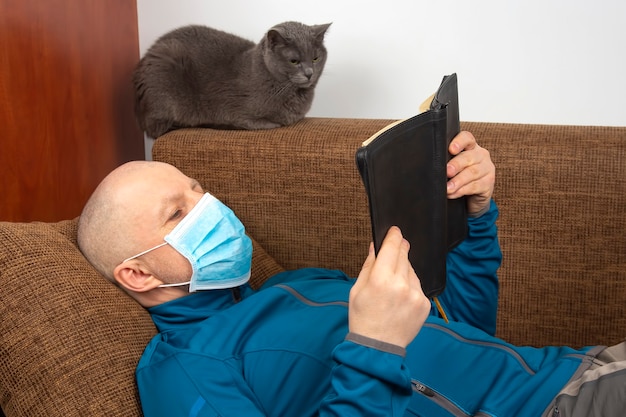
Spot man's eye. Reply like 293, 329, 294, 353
170, 210, 182, 220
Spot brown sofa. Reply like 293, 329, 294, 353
1, 118, 624, 416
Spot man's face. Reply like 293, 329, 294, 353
120, 162, 205, 284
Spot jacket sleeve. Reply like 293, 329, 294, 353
319, 338, 413, 416
433, 199, 502, 335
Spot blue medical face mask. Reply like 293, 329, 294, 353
123, 193, 253, 292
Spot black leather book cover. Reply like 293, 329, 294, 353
355, 73, 467, 298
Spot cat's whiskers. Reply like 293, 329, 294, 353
265, 81, 296, 104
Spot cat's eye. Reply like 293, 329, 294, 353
313, 57, 320, 63
290, 59, 300, 65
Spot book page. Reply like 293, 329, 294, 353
361, 92, 436, 147
418, 93, 435, 113
361, 119, 405, 146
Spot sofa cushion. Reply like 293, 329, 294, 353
0, 219, 283, 417
0, 218, 286, 416
0, 219, 155, 416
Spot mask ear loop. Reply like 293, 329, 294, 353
158, 281, 191, 288
122, 242, 169, 263
121, 242, 190, 288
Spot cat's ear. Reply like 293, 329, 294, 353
267, 29, 289, 49
313, 23, 332, 41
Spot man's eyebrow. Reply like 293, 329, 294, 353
190, 179, 202, 190
156, 188, 182, 226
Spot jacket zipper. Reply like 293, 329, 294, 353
411, 379, 472, 417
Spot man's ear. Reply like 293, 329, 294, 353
113, 260, 162, 293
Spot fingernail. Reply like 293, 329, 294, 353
447, 163, 455, 176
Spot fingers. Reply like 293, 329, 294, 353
356, 242, 376, 282
358, 226, 411, 285
448, 130, 477, 157
350, 226, 430, 348
446, 131, 480, 179
446, 146, 494, 197
446, 131, 496, 215
376, 226, 410, 273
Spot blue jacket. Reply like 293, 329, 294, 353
136, 201, 600, 416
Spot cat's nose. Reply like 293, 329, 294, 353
304, 68, 313, 80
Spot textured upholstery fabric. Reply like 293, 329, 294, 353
153, 118, 626, 348
0, 117, 624, 416
468, 122, 626, 347
0, 219, 282, 416
0, 219, 153, 417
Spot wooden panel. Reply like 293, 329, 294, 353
0, 0, 144, 222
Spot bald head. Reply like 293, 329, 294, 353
77, 161, 188, 281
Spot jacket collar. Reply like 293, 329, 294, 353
148, 284, 254, 332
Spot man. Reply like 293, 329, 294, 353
77, 132, 624, 416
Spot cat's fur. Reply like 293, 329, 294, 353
133, 21, 331, 137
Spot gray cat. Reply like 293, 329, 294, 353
133, 21, 331, 138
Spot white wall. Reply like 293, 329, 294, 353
137, 0, 626, 126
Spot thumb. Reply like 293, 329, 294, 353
357, 242, 376, 282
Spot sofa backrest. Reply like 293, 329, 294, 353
153, 118, 626, 349
470, 122, 626, 346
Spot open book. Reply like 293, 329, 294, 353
355, 73, 467, 298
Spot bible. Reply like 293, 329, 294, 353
355, 73, 467, 298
